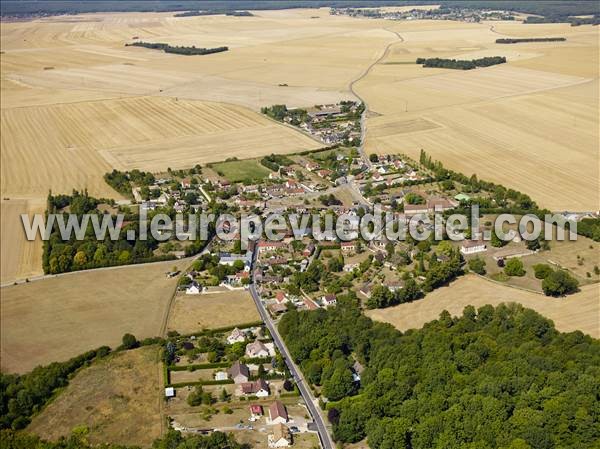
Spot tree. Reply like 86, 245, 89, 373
468, 257, 486, 275
504, 258, 525, 277
369, 153, 379, 163
322, 367, 355, 401
533, 264, 553, 279
283, 379, 294, 391
121, 333, 138, 349
491, 231, 506, 248
73, 251, 87, 267
542, 270, 579, 297
526, 237, 541, 251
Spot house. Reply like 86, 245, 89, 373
269, 400, 289, 424
180, 177, 192, 189
250, 404, 264, 418
302, 243, 315, 257
427, 197, 456, 213
229, 361, 250, 384
460, 240, 487, 255
186, 281, 202, 295
317, 169, 333, 179
165, 387, 175, 398
322, 294, 337, 307
268, 423, 292, 448
214, 371, 229, 381
372, 172, 383, 182
268, 303, 288, 315
404, 204, 429, 217
246, 340, 270, 358
285, 179, 298, 189
227, 327, 246, 344
257, 241, 286, 254
454, 193, 471, 203
340, 241, 356, 253
305, 161, 320, 171
241, 379, 270, 397
274, 291, 288, 304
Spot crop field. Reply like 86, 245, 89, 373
166, 290, 261, 334
0, 259, 186, 373
366, 275, 600, 339
27, 346, 162, 447
358, 20, 598, 211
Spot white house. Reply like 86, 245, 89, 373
165, 387, 175, 398
268, 424, 292, 448
186, 281, 202, 295
227, 327, 247, 344
460, 240, 487, 255
246, 340, 270, 358
214, 371, 228, 381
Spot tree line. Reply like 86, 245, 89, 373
104, 169, 155, 198
496, 37, 567, 44
279, 300, 600, 448
126, 41, 228, 56
416, 56, 506, 70
1, 428, 248, 449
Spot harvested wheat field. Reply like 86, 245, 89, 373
366, 275, 600, 338
0, 259, 188, 373
27, 345, 162, 447
0, 199, 45, 283
358, 20, 599, 211
166, 290, 261, 334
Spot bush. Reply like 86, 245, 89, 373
542, 270, 579, 297
468, 257, 486, 275
504, 258, 525, 277
533, 264, 554, 279
121, 333, 138, 350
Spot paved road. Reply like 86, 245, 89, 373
248, 282, 334, 449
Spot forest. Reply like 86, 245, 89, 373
279, 300, 600, 449
42, 190, 175, 274
125, 42, 228, 56
416, 56, 506, 70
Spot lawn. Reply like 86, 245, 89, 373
210, 159, 271, 183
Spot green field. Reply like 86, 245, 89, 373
211, 159, 271, 183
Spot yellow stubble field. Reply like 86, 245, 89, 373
366, 275, 600, 339
357, 20, 599, 211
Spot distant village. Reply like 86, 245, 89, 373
330, 6, 516, 23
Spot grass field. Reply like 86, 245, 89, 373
0, 259, 186, 373
166, 290, 261, 334
27, 346, 162, 447
210, 158, 272, 183
366, 275, 600, 338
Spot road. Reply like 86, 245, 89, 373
248, 281, 334, 449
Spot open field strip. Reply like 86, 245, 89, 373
0, 199, 45, 283
166, 291, 261, 335
0, 259, 188, 373
27, 346, 162, 447
366, 275, 600, 339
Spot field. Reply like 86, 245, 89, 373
0, 259, 186, 373
0, 198, 45, 284
2, 10, 597, 282
366, 274, 600, 339
210, 158, 272, 183
27, 345, 162, 447
358, 20, 599, 211
166, 290, 261, 334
